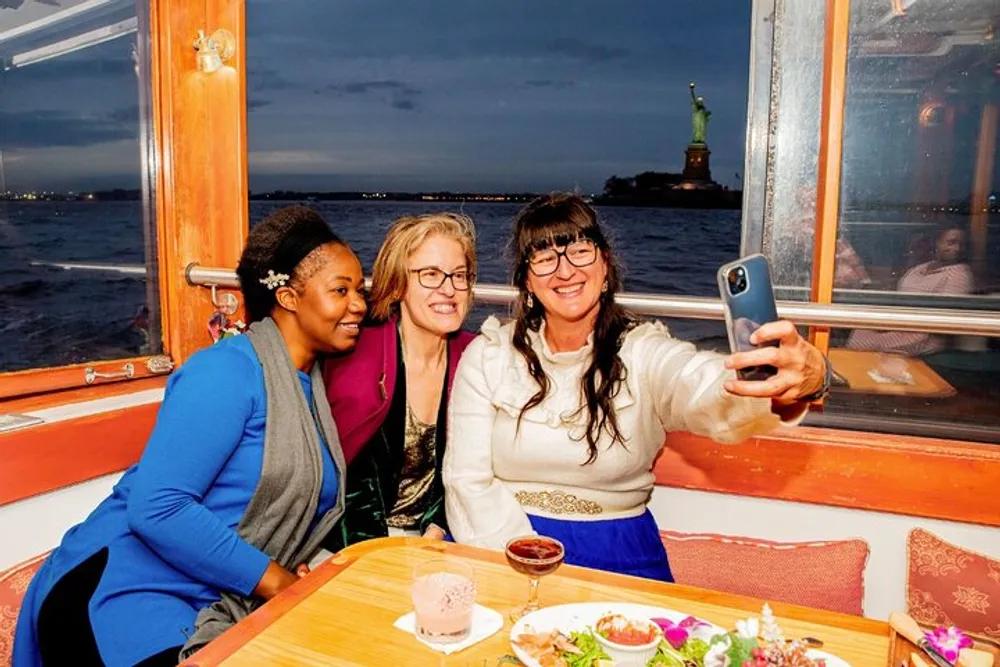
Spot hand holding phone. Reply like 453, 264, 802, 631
718, 254, 779, 381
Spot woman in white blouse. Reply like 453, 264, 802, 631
443, 193, 829, 581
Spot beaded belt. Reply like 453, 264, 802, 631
513, 489, 603, 516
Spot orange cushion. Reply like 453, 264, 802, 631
660, 530, 868, 616
907, 528, 1000, 641
0, 553, 48, 667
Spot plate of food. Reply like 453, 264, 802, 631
509, 601, 850, 667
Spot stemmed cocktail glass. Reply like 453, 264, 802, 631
504, 535, 565, 621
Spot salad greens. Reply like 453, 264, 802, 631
563, 630, 610, 667
647, 636, 711, 666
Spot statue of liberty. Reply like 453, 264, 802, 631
689, 82, 711, 145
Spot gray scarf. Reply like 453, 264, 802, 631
179, 317, 346, 659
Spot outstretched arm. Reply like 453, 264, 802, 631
636, 321, 822, 443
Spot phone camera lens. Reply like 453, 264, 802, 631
727, 266, 748, 296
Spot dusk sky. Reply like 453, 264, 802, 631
0, 0, 753, 193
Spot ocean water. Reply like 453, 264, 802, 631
0, 200, 739, 371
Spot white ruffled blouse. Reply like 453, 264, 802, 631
443, 316, 803, 550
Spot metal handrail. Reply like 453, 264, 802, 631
185, 264, 1000, 337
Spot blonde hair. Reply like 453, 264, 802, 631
368, 212, 478, 322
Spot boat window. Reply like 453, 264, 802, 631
747, 0, 1000, 442
817, 0, 1000, 441
244, 0, 751, 321
0, 0, 159, 374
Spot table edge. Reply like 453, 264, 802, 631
180, 537, 888, 666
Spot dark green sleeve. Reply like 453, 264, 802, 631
418, 492, 448, 536
322, 447, 389, 552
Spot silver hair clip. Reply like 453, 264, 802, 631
259, 269, 289, 290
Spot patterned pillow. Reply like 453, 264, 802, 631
660, 530, 869, 616
907, 528, 1000, 641
0, 553, 48, 667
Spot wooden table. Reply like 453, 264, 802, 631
828, 348, 956, 398
182, 538, 890, 667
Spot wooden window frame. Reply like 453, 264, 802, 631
0, 0, 247, 406
0, 357, 169, 401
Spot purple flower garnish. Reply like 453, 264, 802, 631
924, 626, 974, 663
651, 617, 700, 649
664, 626, 690, 649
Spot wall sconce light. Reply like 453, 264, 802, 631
193, 29, 235, 74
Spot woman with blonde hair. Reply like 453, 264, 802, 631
323, 212, 477, 547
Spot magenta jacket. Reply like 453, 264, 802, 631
323, 317, 476, 466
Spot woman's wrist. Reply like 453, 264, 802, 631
252, 560, 298, 600
797, 353, 832, 402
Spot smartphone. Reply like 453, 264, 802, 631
717, 253, 779, 381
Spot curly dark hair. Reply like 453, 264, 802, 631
236, 205, 345, 323
509, 192, 637, 464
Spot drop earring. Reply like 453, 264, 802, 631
526, 293, 534, 309
601, 280, 608, 293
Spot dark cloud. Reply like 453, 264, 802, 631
546, 38, 629, 63
320, 80, 422, 111
524, 79, 576, 89
107, 105, 138, 123
325, 80, 417, 95
0, 109, 135, 148
247, 68, 296, 92
390, 98, 417, 111
247, 97, 273, 111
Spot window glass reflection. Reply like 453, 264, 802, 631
0, 0, 158, 373
812, 0, 1000, 440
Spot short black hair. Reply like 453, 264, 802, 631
236, 206, 345, 323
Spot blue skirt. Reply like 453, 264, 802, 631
527, 509, 674, 583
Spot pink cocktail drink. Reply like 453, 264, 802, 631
410, 560, 476, 644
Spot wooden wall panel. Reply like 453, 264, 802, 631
655, 427, 1000, 528
0, 404, 159, 506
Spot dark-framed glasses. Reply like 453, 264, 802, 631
527, 239, 598, 277
410, 267, 474, 291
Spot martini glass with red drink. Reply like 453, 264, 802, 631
505, 535, 565, 621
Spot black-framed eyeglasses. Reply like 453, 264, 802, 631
409, 267, 474, 291
527, 239, 598, 277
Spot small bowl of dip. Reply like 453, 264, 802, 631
593, 613, 663, 667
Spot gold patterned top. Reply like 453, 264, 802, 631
386, 403, 437, 530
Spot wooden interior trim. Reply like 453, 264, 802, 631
809, 0, 852, 355
151, 0, 248, 365
0, 356, 167, 401
970, 102, 997, 285
0, 403, 158, 506
1, 377, 166, 415
183, 537, 888, 666
655, 426, 1000, 527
